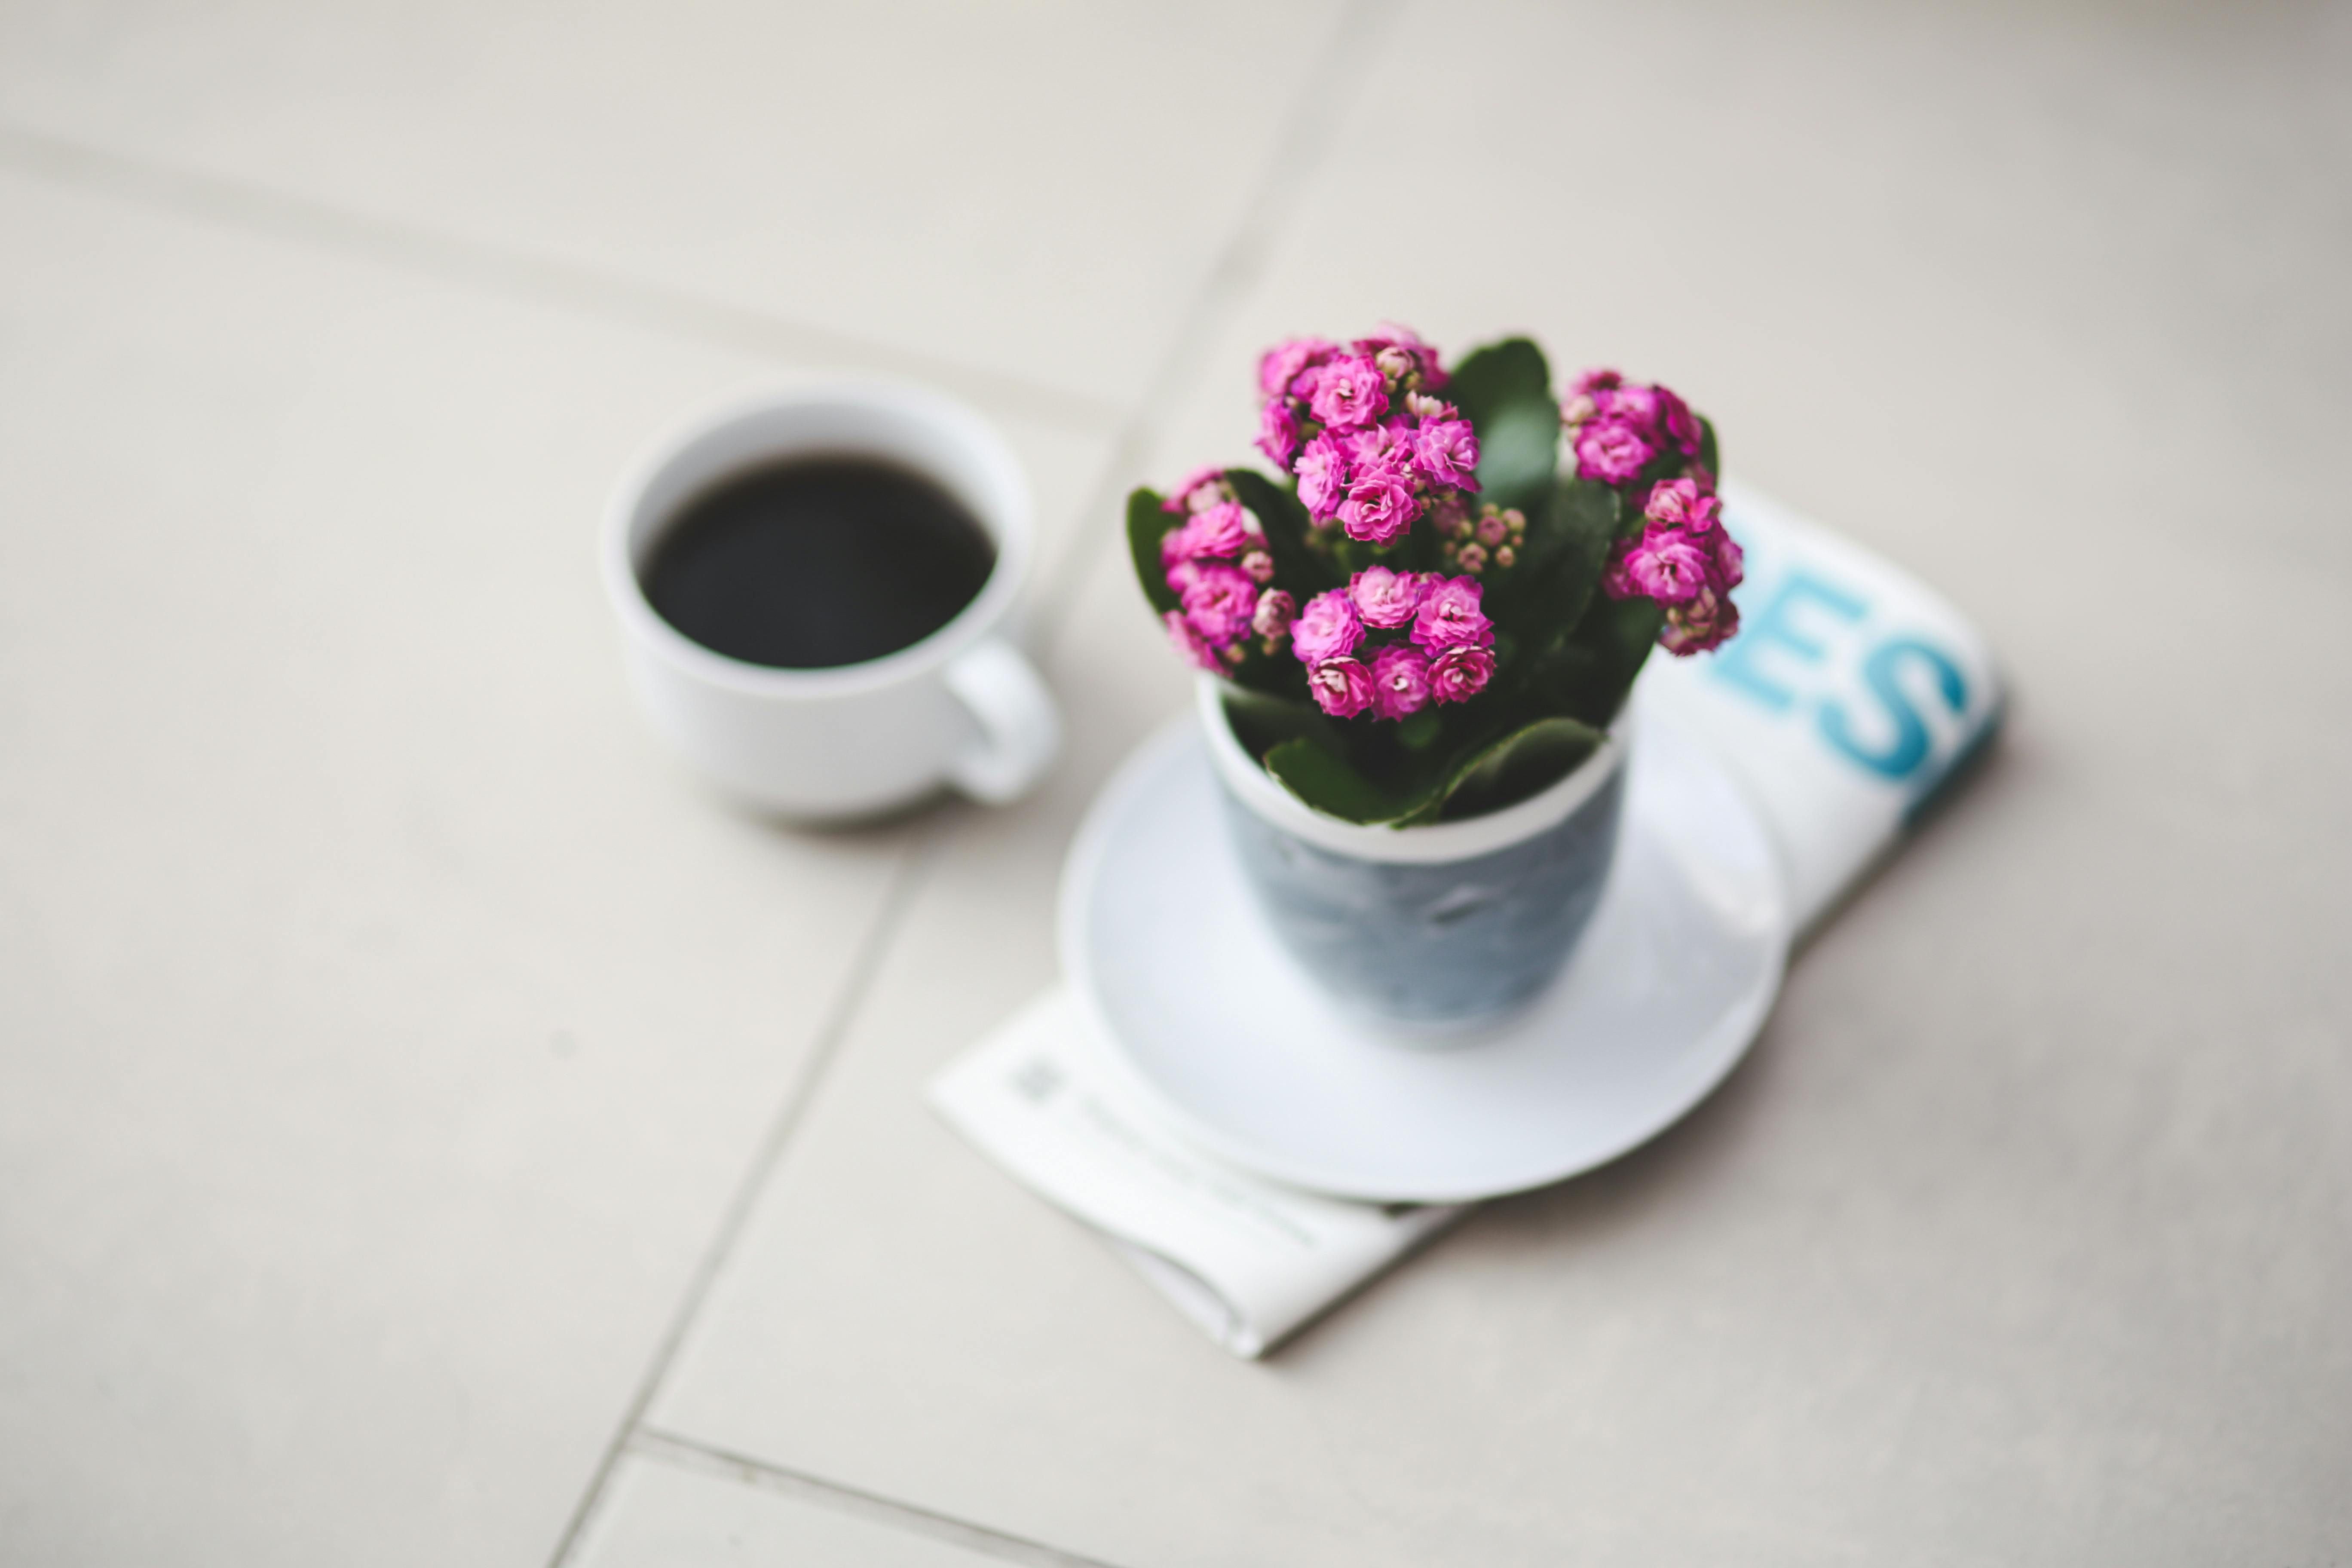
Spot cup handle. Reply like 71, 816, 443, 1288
943, 637, 1062, 805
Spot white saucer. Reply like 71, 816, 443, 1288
1058, 704, 1792, 1203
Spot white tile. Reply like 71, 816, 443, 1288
0, 0, 1347, 410
645, 5, 2352, 1563
0, 163, 1110, 1566
576, 1451, 1026, 1568
1145, 0, 2352, 581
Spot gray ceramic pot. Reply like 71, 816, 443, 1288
1199, 679, 1627, 1035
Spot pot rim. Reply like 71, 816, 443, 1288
1194, 675, 1628, 866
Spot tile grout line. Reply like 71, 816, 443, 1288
0, 119, 1121, 441
545, 1, 1401, 1557
626, 1427, 1133, 1568
540, 821, 951, 1568
1026, 0, 1406, 645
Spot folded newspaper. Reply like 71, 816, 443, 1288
931, 485, 2003, 1357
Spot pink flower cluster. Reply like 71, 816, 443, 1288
1602, 476, 1746, 655
1560, 368, 1705, 485
1253, 329, 1479, 548
1157, 468, 1296, 673
1290, 566, 1496, 720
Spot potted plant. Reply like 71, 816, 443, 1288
1128, 327, 1744, 1029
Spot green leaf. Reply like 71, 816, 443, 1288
1597, 593, 1665, 681
1265, 738, 1416, 825
1544, 475, 1620, 628
1561, 593, 1663, 725
1428, 715, 1606, 823
1698, 414, 1720, 478
1227, 654, 1308, 704
1480, 475, 1613, 683
1449, 338, 1559, 515
1476, 404, 1564, 514
1396, 710, 1443, 751
1449, 338, 1552, 425
1219, 684, 1326, 760
1126, 488, 1179, 615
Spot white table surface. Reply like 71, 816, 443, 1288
0, 2, 2346, 1564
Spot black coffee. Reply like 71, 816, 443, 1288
643, 456, 996, 669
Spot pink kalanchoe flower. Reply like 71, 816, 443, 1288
1369, 645, 1432, 720
1475, 511, 1509, 546
1427, 643, 1496, 704
1290, 588, 1366, 664
1240, 549, 1274, 584
1251, 588, 1295, 640
1353, 325, 1446, 389
1654, 384, 1703, 459
1709, 528, 1745, 592
1294, 432, 1350, 523
1257, 337, 1336, 401
1164, 556, 1204, 596
1642, 477, 1721, 531
1192, 500, 1252, 555
1571, 367, 1623, 397
1412, 418, 1481, 491
1404, 390, 1453, 420
1159, 500, 1250, 567
1162, 610, 1221, 672
1160, 465, 1225, 515
1622, 527, 1714, 605
1337, 471, 1420, 545
1344, 424, 1415, 486
1411, 576, 1495, 651
1181, 562, 1261, 646
1596, 385, 1661, 439
1600, 545, 1639, 601
1306, 658, 1375, 719
1661, 586, 1740, 655
1157, 524, 1194, 573
1306, 355, 1389, 431
1574, 420, 1655, 484
1255, 399, 1300, 468
1348, 564, 1427, 629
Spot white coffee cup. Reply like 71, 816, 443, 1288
602, 381, 1062, 820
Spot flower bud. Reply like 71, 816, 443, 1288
1251, 588, 1296, 639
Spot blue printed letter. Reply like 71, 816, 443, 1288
1819, 637, 1968, 781
1710, 573, 1867, 712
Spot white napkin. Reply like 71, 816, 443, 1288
928, 486, 2003, 1357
